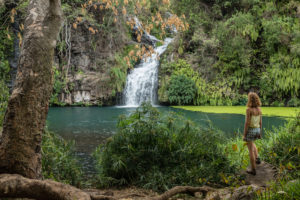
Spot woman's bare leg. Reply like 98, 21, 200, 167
253, 143, 258, 159
247, 142, 256, 170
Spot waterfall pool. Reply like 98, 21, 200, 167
46, 106, 287, 175
47, 106, 287, 154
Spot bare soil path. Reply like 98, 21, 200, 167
244, 161, 277, 187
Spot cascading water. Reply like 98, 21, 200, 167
123, 37, 173, 107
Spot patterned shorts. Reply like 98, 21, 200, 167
244, 128, 261, 142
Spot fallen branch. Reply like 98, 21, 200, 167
152, 186, 216, 200
0, 174, 114, 200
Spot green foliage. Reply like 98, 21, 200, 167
42, 129, 83, 186
160, 59, 245, 106
0, 5, 13, 125
167, 74, 196, 105
255, 179, 300, 200
0, 80, 9, 126
260, 113, 300, 179
225, 112, 300, 198
0, 6, 13, 77
50, 67, 67, 106
109, 51, 132, 95
110, 66, 127, 93
213, 12, 257, 89
168, 0, 300, 106
224, 136, 250, 171
225, 111, 300, 185
287, 97, 300, 107
93, 103, 237, 191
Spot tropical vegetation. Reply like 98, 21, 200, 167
42, 129, 83, 187
93, 103, 238, 191
158, 0, 300, 106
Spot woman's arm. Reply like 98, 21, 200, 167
243, 108, 251, 140
259, 111, 262, 138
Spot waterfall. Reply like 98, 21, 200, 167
123, 37, 173, 107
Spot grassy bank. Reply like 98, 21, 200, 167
173, 106, 300, 117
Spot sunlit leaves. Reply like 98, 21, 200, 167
7, 33, 11, 40
19, 24, 24, 31
232, 144, 238, 151
10, 8, 17, 23
71, 0, 187, 67
88, 27, 96, 34
79, 0, 188, 42
122, 6, 126, 15
73, 23, 78, 29
17, 32, 22, 47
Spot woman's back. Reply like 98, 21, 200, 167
248, 107, 262, 128
250, 115, 260, 128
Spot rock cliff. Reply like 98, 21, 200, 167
55, 14, 130, 106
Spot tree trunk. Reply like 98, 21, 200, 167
0, 0, 63, 179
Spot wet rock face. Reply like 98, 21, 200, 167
59, 72, 115, 106
57, 18, 129, 106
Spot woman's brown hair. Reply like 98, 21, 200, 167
246, 92, 262, 108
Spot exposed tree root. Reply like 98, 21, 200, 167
152, 185, 216, 200
0, 174, 220, 200
0, 174, 114, 200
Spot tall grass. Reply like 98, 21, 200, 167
255, 179, 300, 200
42, 129, 83, 187
260, 113, 300, 179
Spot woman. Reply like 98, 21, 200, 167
243, 92, 262, 175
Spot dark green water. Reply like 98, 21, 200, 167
46, 106, 285, 175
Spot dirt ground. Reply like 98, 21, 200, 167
84, 187, 158, 200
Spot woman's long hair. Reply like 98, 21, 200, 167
246, 92, 262, 108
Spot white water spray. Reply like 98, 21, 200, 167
123, 37, 173, 107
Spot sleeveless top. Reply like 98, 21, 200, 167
250, 115, 260, 128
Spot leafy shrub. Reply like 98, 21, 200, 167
232, 94, 248, 106
42, 129, 83, 186
50, 67, 67, 106
260, 113, 300, 179
93, 103, 237, 191
271, 100, 285, 107
255, 179, 300, 200
159, 58, 242, 106
167, 74, 196, 105
224, 136, 250, 172
287, 97, 300, 107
